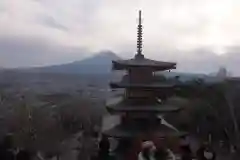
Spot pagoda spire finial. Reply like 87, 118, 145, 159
135, 10, 144, 59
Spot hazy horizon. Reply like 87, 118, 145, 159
0, 0, 240, 75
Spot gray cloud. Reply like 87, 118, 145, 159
0, 0, 239, 75
169, 48, 240, 75
37, 15, 69, 31
0, 35, 89, 68
0, 34, 240, 75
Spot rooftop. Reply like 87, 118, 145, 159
112, 58, 176, 70
109, 82, 175, 89
109, 74, 176, 88
106, 96, 182, 113
103, 123, 187, 138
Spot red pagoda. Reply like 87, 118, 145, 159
102, 10, 186, 153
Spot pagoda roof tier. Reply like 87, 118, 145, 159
109, 74, 177, 89
106, 97, 182, 114
109, 82, 175, 89
103, 124, 187, 138
112, 58, 176, 71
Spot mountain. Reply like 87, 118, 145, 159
12, 49, 226, 84
29, 50, 121, 74
76, 50, 120, 65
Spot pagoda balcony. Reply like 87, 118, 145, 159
106, 96, 182, 114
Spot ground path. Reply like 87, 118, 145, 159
51, 132, 83, 160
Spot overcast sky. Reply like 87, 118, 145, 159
0, 0, 240, 74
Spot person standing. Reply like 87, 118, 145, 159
203, 146, 216, 160
166, 148, 176, 160
0, 134, 15, 160
180, 145, 192, 160
16, 149, 31, 160
138, 141, 156, 160
98, 135, 110, 160
196, 143, 216, 160
154, 142, 168, 160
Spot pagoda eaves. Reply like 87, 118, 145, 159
103, 123, 187, 138
112, 58, 176, 71
106, 96, 181, 114
109, 82, 175, 89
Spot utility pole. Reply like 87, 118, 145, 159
20, 95, 36, 151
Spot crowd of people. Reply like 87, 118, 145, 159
0, 134, 31, 160
97, 135, 217, 160
0, 133, 219, 160
138, 141, 175, 160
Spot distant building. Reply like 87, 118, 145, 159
216, 67, 228, 78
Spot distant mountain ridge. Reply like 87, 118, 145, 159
29, 50, 121, 74
161, 71, 224, 84
10, 50, 227, 84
